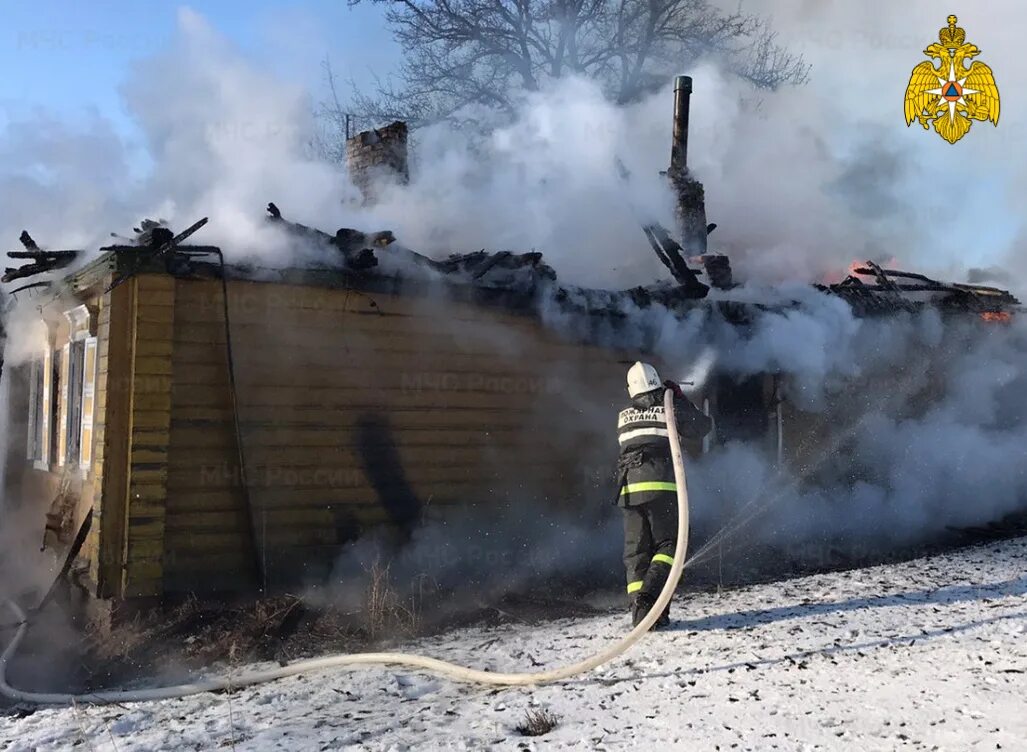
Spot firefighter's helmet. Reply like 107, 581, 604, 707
626, 361, 661, 398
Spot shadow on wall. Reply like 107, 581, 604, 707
355, 413, 422, 543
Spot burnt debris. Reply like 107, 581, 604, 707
247, 209, 1025, 325
2, 231, 81, 284
692, 254, 734, 290
819, 263, 1020, 317
266, 201, 396, 271
8, 203, 1020, 343
431, 250, 557, 293
642, 222, 710, 298
612, 159, 709, 298
105, 217, 210, 291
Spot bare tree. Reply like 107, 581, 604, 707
340, 0, 809, 127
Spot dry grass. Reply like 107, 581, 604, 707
515, 708, 560, 737
67, 564, 447, 691
364, 558, 426, 641
75, 593, 351, 688
81, 606, 161, 664
365, 558, 392, 640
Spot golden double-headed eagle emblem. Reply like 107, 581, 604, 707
904, 15, 1000, 144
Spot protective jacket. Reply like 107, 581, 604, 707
614, 388, 711, 508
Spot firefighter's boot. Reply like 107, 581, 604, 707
654, 602, 671, 630
631, 593, 655, 628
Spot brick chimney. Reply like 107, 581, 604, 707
346, 120, 410, 203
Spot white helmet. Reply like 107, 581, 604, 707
626, 361, 662, 398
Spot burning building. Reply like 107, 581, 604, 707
0, 78, 1022, 606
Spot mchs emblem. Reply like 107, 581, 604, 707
904, 15, 1000, 144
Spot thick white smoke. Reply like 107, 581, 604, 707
0, 307, 64, 605
696, 1, 1026, 286
2, 4, 1026, 603
3, 6, 1026, 286
658, 300, 1027, 561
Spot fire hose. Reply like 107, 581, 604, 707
0, 387, 689, 703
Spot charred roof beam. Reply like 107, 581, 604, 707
2, 231, 81, 284
641, 223, 710, 299
852, 262, 1020, 307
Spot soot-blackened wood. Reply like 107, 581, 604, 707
106, 217, 209, 292
3, 231, 81, 282
266, 201, 393, 271
2, 256, 79, 283
642, 222, 709, 298
7, 250, 79, 260
850, 263, 1021, 308
19, 230, 40, 252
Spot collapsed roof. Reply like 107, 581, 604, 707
2, 205, 1021, 331
818, 261, 1019, 317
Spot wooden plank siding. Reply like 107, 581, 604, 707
85, 287, 114, 587
164, 275, 259, 593
91, 274, 175, 599
120, 275, 176, 598
95, 279, 136, 597
162, 277, 629, 596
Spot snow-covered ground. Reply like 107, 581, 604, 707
3, 538, 1026, 751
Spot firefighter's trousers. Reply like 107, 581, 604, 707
622, 495, 677, 601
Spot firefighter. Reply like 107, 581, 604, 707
616, 361, 711, 628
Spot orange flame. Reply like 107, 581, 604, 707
818, 261, 861, 285
980, 311, 1013, 324
820, 258, 903, 285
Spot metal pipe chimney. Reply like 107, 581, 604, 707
670, 75, 692, 175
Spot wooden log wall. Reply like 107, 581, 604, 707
161, 278, 628, 595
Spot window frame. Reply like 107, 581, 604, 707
25, 306, 98, 474
78, 337, 98, 472
61, 305, 96, 475
29, 347, 54, 471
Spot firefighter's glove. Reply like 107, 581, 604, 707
662, 379, 684, 399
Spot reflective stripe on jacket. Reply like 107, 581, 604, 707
615, 389, 711, 507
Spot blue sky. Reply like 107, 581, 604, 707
0, 1, 398, 136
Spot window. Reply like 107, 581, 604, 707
56, 340, 82, 466
51, 347, 62, 464
79, 338, 98, 470
27, 358, 43, 462
66, 340, 85, 465
61, 338, 97, 469
61, 306, 97, 471
27, 348, 56, 468
26, 306, 98, 473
